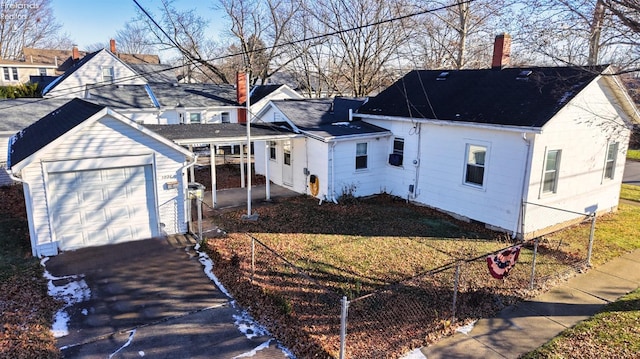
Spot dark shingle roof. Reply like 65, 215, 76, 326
149, 83, 239, 108
272, 97, 390, 138
0, 98, 71, 132
9, 98, 104, 167
128, 63, 177, 83
245, 85, 283, 106
358, 66, 609, 128
86, 84, 156, 108
143, 123, 294, 143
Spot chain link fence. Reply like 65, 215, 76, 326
205, 216, 596, 359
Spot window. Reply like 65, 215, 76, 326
356, 142, 368, 170
389, 137, 404, 166
604, 142, 618, 180
102, 67, 114, 82
465, 144, 486, 186
189, 113, 201, 124
283, 141, 291, 166
542, 149, 561, 193
38, 68, 47, 76
221, 112, 230, 123
3, 67, 17, 81
269, 141, 277, 161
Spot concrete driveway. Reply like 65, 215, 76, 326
623, 160, 640, 186
43, 237, 291, 358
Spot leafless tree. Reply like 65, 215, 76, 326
217, 0, 301, 85
0, 0, 71, 59
115, 21, 155, 54
514, 0, 640, 71
137, 0, 230, 83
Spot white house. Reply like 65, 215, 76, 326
254, 58, 637, 239
7, 98, 195, 257
253, 98, 392, 201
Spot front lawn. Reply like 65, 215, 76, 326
204, 190, 640, 358
627, 149, 640, 161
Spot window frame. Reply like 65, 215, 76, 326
603, 142, 618, 180
102, 67, 114, 83
463, 143, 488, 188
389, 137, 404, 166
541, 149, 561, 195
221, 112, 230, 123
38, 68, 47, 76
11, 67, 18, 81
3, 67, 10, 81
189, 113, 201, 124
269, 141, 277, 161
355, 142, 368, 170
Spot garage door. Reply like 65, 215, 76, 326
48, 165, 158, 250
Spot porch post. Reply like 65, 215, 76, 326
188, 144, 195, 182
210, 142, 217, 208
240, 142, 245, 188
265, 141, 271, 201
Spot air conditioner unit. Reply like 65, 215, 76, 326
388, 153, 403, 166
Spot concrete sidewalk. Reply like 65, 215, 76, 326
420, 249, 640, 358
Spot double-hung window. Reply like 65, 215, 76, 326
603, 142, 618, 180
542, 149, 561, 194
102, 67, 114, 82
3, 67, 17, 81
389, 137, 404, 166
221, 112, 230, 123
356, 142, 368, 170
465, 144, 487, 186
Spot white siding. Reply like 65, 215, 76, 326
20, 115, 189, 256
45, 51, 146, 98
254, 137, 314, 195
522, 79, 631, 237
331, 138, 389, 199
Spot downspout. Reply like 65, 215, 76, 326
8, 170, 39, 257
515, 133, 533, 239
412, 123, 422, 200
330, 142, 338, 204
183, 154, 198, 235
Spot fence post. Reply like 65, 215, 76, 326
587, 214, 596, 267
340, 296, 349, 359
251, 236, 255, 283
452, 262, 461, 323
529, 237, 538, 290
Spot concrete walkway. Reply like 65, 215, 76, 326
420, 249, 640, 358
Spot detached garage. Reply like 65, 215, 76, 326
8, 98, 195, 257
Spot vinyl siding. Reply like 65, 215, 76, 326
20, 115, 188, 255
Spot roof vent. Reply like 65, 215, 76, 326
436, 71, 450, 81
516, 70, 532, 80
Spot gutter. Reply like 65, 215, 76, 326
515, 133, 533, 239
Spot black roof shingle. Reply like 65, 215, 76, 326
9, 98, 105, 167
358, 66, 609, 128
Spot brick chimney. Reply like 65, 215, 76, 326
491, 33, 511, 70
72, 45, 79, 61
236, 72, 248, 123
110, 39, 116, 53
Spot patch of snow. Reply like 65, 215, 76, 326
233, 310, 270, 339
81, 308, 88, 315
232, 339, 272, 358
195, 246, 296, 358
138, 351, 145, 357
41, 257, 91, 338
108, 329, 136, 358
455, 320, 477, 335
400, 348, 427, 359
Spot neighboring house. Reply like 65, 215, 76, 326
255, 36, 638, 240
0, 98, 70, 185
7, 98, 194, 257
253, 97, 392, 198
42, 49, 150, 98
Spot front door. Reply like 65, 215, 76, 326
282, 140, 293, 186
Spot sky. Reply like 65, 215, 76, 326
50, 0, 226, 56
